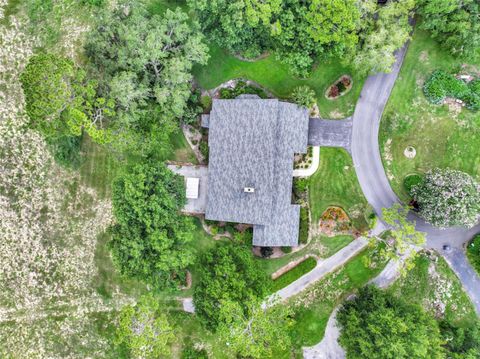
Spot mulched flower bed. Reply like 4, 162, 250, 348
325, 75, 353, 100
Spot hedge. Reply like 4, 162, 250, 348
271, 257, 317, 292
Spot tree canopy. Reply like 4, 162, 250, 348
114, 295, 175, 358
193, 241, 270, 330
338, 285, 444, 359
218, 299, 293, 358
417, 0, 480, 60
85, 2, 208, 152
20, 53, 113, 143
353, 0, 414, 75
411, 168, 480, 228
109, 161, 195, 289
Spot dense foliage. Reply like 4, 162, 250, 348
338, 286, 444, 359
291, 85, 316, 108
423, 70, 480, 110
218, 300, 293, 358
411, 168, 480, 228
85, 2, 208, 153
353, 0, 414, 75
467, 235, 480, 275
187, 0, 280, 59
114, 295, 174, 358
417, 0, 480, 60
190, 0, 414, 77
20, 53, 113, 143
193, 241, 270, 330
439, 319, 480, 358
109, 162, 195, 289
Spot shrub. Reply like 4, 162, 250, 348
200, 95, 212, 111
328, 85, 339, 98
260, 246, 274, 258
291, 85, 316, 108
219, 81, 268, 100
403, 173, 423, 194
411, 168, 480, 228
281, 246, 292, 254
341, 77, 351, 87
182, 89, 203, 125
424, 70, 478, 110
467, 235, 480, 275
181, 344, 208, 359
299, 207, 309, 244
199, 140, 209, 160
336, 81, 346, 93
294, 178, 309, 193
46, 134, 83, 169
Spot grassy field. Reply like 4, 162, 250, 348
389, 252, 477, 327
379, 27, 480, 201
193, 44, 365, 119
309, 148, 370, 231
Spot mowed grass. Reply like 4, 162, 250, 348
388, 252, 477, 327
79, 129, 197, 198
193, 44, 365, 118
309, 148, 369, 231
379, 26, 480, 201
317, 235, 354, 258
271, 257, 317, 292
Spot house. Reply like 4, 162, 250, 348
170, 95, 309, 247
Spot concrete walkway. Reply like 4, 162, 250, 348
293, 146, 320, 177
308, 117, 352, 153
275, 237, 368, 302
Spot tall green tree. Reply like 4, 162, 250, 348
20, 53, 114, 143
193, 241, 270, 330
218, 299, 293, 359
188, 0, 281, 58
109, 162, 195, 289
417, 0, 480, 59
376, 204, 426, 270
115, 295, 175, 358
86, 2, 208, 152
306, 0, 359, 56
338, 286, 445, 359
353, 0, 414, 75
411, 168, 480, 228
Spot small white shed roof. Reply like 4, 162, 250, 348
186, 177, 200, 199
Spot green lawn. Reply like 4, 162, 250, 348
317, 235, 354, 258
379, 26, 480, 201
193, 44, 365, 118
271, 257, 317, 292
388, 252, 477, 327
309, 148, 370, 231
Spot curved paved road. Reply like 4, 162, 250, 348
350, 44, 480, 313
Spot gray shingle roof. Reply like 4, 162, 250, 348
204, 97, 309, 246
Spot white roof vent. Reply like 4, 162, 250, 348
244, 187, 255, 193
